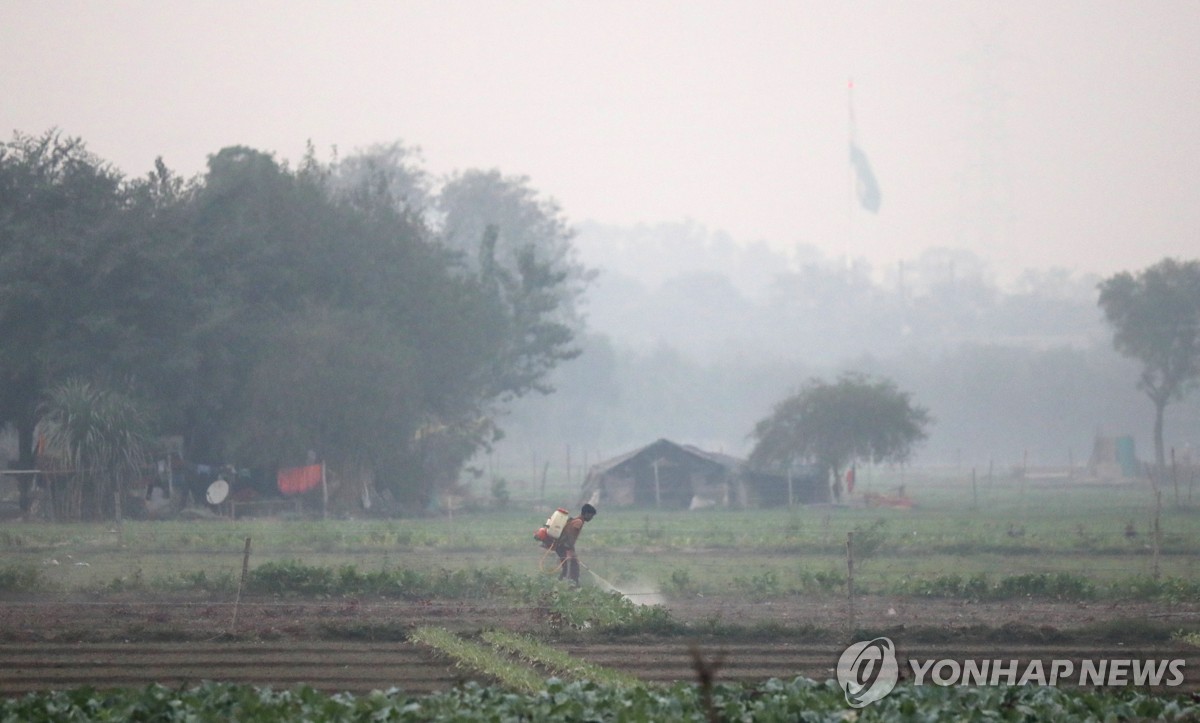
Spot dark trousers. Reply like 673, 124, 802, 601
556, 547, 579, 584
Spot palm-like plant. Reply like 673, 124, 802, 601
37, 379, 155, 521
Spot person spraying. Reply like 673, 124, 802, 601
551, 504, 596, 585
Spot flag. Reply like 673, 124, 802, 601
849, 142, 881, 213
277, 463, 323, 495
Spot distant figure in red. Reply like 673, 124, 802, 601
555, 503, 597, 585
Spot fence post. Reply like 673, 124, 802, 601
232, 536, 252, 631
1152, 490, 1162, 580
1172, 447, 1180, 508
846, 531, 855, 634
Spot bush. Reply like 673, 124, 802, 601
0, 565, 42, 592
992, 572, 1096, 600
661, 568, 695, 596
732, 570, 781, 600
796, 568, 846, 594
1113, 576, 1200, 603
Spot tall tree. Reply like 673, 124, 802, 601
1098, 258, 1200, 483
327, 141, 431, 219
437, 168, 593, 330
0, 131, 131, 512
0, 133, 590, 513
748, 372, 931, 495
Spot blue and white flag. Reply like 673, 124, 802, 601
849, 141, 881, 213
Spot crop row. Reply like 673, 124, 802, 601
2, 676, 1198, 722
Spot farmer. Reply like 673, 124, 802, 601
555, 503, 596, 585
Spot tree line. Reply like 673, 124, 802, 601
499, 253, 1200, 488
0, 130, 589, 518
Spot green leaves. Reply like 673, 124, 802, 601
749, 372, 932, 481
1098, 258, 1200, 480
1098, 258, 1200, 404
36, 378, 156, 520
1, 132, 590, 512
2, 679, 1197, 722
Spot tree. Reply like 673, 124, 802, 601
172, 146, 587, 506
437, 168, 593, 329
36, 379, 155, 521
748, 372, 932, 494
1098, 258, 1200, 483
326, 140, 431, 218
0, 131, 137, 512
0, 132, 590, 513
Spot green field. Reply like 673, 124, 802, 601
2, 471, 1197, 601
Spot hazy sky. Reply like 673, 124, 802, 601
3, 0, 1198, 283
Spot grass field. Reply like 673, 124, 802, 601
2, 470, 1196, 601
2, 471, 1199, 716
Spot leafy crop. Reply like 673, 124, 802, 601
246, 560, 516, 599
1, 678, 1197, 722
409, 626, 545, 693
731, 569, 782, 600
1112, 575, 1200, 603
482, 629, 642, 688
528, 580, 678, 632
894, 572, 1096, 600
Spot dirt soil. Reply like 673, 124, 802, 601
1, 593, 1197, 696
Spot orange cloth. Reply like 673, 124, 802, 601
277, 464, 323, 495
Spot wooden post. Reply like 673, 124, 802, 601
846, 531, 855, 633
1172, 447, 1180, 507
787, 469, 794, 509
114, 488, 123, 545
971, 467, 978, 509
232, 536, 252, 631
1152, 489, 1162, 580
1021, 450, 1028, 499
320, 461, 328, 520
653, 460, 661, 508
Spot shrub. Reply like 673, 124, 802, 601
992, 572, 1096, 600
661, 568, 695, 596
732, 570, 781, 600
0, 565, 42, 592
894, 572, 1094, 601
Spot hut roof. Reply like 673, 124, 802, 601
589, 438, 742, 477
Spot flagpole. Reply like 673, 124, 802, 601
846, 77, 855, 270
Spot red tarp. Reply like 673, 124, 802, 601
277, 464, 323, 495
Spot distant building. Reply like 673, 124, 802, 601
579, 438, 827, 510
1088, 434, 1141, 480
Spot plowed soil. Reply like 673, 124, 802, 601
1, 594, 1197, 695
